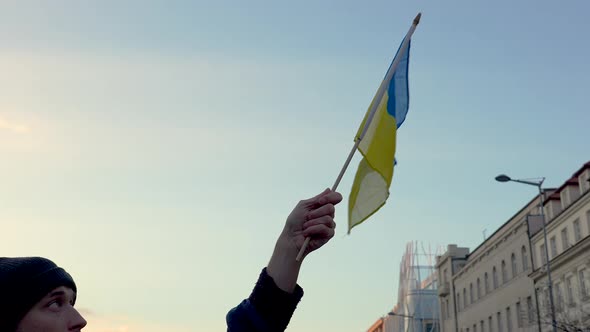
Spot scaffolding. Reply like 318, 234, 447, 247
384, 241, 443, 332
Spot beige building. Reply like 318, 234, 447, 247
437, 161, 590, 332
530, 162, 590, 331
437, 192, 542, 332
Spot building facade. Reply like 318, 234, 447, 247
530, 162, 590, 331
437, 161, 590, 332
437, 191, 542, 332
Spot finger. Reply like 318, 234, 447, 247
305, 204, 335, 221
303, 215, 336, 230
317, 191, 343, 206
303, 224, 335, 239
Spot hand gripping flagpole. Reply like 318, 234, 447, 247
296, 13, 421, 262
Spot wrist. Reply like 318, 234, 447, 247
275, 231, 300, 259
267, 233, 303, 293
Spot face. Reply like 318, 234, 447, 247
16, 286, 87, 332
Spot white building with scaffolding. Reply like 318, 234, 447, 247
369, 241, 441, 332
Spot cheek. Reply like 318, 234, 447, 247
17, 310, 66, 332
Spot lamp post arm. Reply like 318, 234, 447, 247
388, 312, 418, 320
511, 178, 544, 187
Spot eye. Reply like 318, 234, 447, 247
47, 299, 64, 310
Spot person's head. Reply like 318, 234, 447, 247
0, 257, 87, 332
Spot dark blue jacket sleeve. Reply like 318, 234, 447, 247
226, 268, 304, 332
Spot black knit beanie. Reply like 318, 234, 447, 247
0, 257, 77, 332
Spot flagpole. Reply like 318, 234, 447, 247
295, 13, 421, 261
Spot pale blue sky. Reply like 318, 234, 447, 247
1, 1, 589, 331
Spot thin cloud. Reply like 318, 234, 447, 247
0, 116, 30, 133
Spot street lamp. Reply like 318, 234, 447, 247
495, 174, 557, 332
388, 312, 419, 319
388, 312, 425, 332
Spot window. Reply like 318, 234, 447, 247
488, 316, 493, 332
446, 299, 450, 319
506, 307, 512, 332
550, 236, 557, 258
581, 172, 590, 192
516, 301, 522, 328
560, 190, 570, 207
573, 218, 582, 242
502, 260, 508, 283
442, 300, 446, 320
473, 324, 477, 332
484, 272, 490, 294
543, 288, 550, 310
561, 227, 570, 250
579, 269, 588, 298
540, 244, 547, 265
556, 283, 564, 310
511, 253, 517, 278
444, 268, 448, 284
480, 320, 485, 332
566, 276, 574, 305
527, 296, 534, 324
477, 278, 481, 299
497, 312, 503, 332
463, 288, 468, 307
457, 293, 461, 311
587, 210, 590, 234
521, 246, 528, 271
493, 266, 498, 289
470, 283, 474, 303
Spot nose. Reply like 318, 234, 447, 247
69, 307, 88, 331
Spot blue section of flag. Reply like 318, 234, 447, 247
386, 39, 411, 128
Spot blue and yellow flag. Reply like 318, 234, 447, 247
348, 37, 411, 232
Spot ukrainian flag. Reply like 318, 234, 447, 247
348, 37, 411, 232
